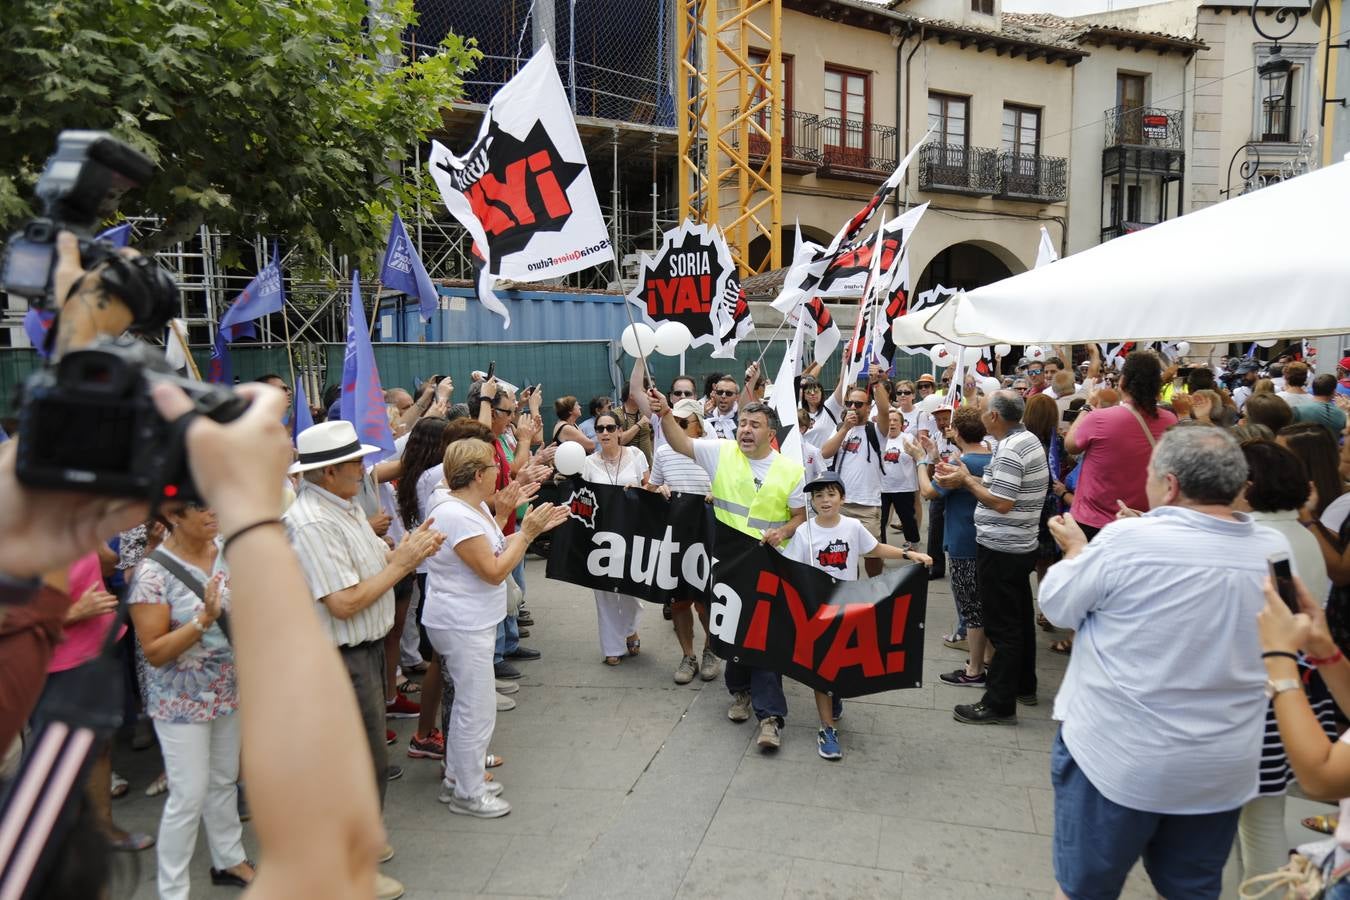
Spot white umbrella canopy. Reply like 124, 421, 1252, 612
896, 159, 1350, 347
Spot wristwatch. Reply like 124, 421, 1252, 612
1265, 678, 1301, 700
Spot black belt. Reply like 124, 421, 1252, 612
337, 639, 382, 652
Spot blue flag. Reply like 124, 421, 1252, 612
207, 330, 233, 384
291, 376, 315, 444
98, 222, 132, 248
379, 213, 438, 322
340, 272, 395, 462
219, 245, 285, 337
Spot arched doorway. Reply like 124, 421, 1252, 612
915, 241, 1021, 294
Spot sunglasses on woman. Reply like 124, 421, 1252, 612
596, 424, 619, 433
896, 389, 913, 396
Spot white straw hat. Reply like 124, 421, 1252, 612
289, 420, 381, 474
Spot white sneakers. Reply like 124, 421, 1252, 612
375, 872, 405, 900
438, 777, 504, 802
495, 679, 519, 695
445, 790, 511, 818
497, 692, 517, 711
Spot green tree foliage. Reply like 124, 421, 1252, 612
0, 0, 479, 263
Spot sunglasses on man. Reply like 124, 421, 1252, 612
713, 389, 737, 397
670, 389, 695, 398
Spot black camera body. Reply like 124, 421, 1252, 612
15, 337, 248, 502
1, 131, 156, 304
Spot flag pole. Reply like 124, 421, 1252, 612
281, 301, 298, 394
368, 280, 384, 339
171, 320, 202, 381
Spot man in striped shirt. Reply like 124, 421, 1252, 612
935, 391, 1048, 726
286, 421, 443, 897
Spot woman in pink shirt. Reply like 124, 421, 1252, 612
29, 552, 154, 852
1062, 351, 1177, 541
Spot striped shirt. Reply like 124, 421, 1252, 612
973, 426, 1048, 554
649, 444, 711, 494
1040, 506, 1291, 814
285, 480, 395, 647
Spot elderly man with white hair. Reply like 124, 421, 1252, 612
1039, 426, 1290, 900
285, 420, 445, 900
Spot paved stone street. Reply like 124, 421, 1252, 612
111, 557, 1329, 898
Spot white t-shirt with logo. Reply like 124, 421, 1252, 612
799, 438, 826, 484
422, 493, 508, 632
880, 432, 918, 493
826, 424, 883, 506
690, 438, 806, 510
784, 516, 878, 581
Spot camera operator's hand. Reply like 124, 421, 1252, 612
52, 230, 136, 358
0, 441, 149, 581
66, 584, 119, 623
150, 381, 292, 537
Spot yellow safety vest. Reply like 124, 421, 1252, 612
709, 440, 804, 541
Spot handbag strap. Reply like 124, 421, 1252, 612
147, 549, 232, 644
1121, 403, 1158, 449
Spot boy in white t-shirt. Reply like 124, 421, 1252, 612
783, 472, 931, 760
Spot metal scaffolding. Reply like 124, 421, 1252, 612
677, 0, 783, 275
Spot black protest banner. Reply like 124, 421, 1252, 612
545, 480, 928, 697
544, 481, 715, 603
706, 523, 926, 698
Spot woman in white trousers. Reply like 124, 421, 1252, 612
581, 412, 650, 665
127, 502, 253, 898
422, 438, 568, 818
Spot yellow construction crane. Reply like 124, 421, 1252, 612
677, 0, 783, 275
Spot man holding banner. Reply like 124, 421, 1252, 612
649, 391, 806, 751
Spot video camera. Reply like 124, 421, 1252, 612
7, 134, 248, 502
0, 130, 176, 329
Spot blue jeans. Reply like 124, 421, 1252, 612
724, 661, 787, 722
1051, 730, 1239, 899
494, 560, 525, 664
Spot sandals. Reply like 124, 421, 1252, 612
485, 754, 504, 768
603, 656, 622, 666
110, 771, 128, 799
1303, 814, 1339, 834
626, 634, 641, 657
1050, 638, 1073, 655
1037, 613, 1056, 632
397, 678, 421, 695
109, 831, 156, 852
145, 772, 168, 797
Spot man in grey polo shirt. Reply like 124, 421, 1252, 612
935, 391, 1048, 725
287, 421, 442, 900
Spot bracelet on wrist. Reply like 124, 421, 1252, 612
191, 615, 207, 634
222, 518, 285, 555
1306, 649, 1344, 667
1261, 650, 1300, 663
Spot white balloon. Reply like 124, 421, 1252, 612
621, 322, 657, 358
1028, 345, 1046, 362
978, 376, 1002, 396
553, 441, 587, 476
994, 343, 1012, 358
961, 346, 983, 366
1175, 341, 1191, 356
1256, 339, 1278, 349
929, 343, 950, 365
653, 320, 693, 356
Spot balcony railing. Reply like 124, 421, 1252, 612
741, 110, 822, 172
1104, 105, 1183, 151
917, 143, 1000, 196
997, 152, 1068, 203
816, 119, 899, 182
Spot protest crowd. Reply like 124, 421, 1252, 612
4, 52, 1350, 900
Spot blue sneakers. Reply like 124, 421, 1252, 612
817, 726, 842, 760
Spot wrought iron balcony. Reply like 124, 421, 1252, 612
815, 119, 899, 183
741, 110, 822, 173
1104, 105, 1183, 151
996, 152, 1067, 203
917, 143, 1000, 196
